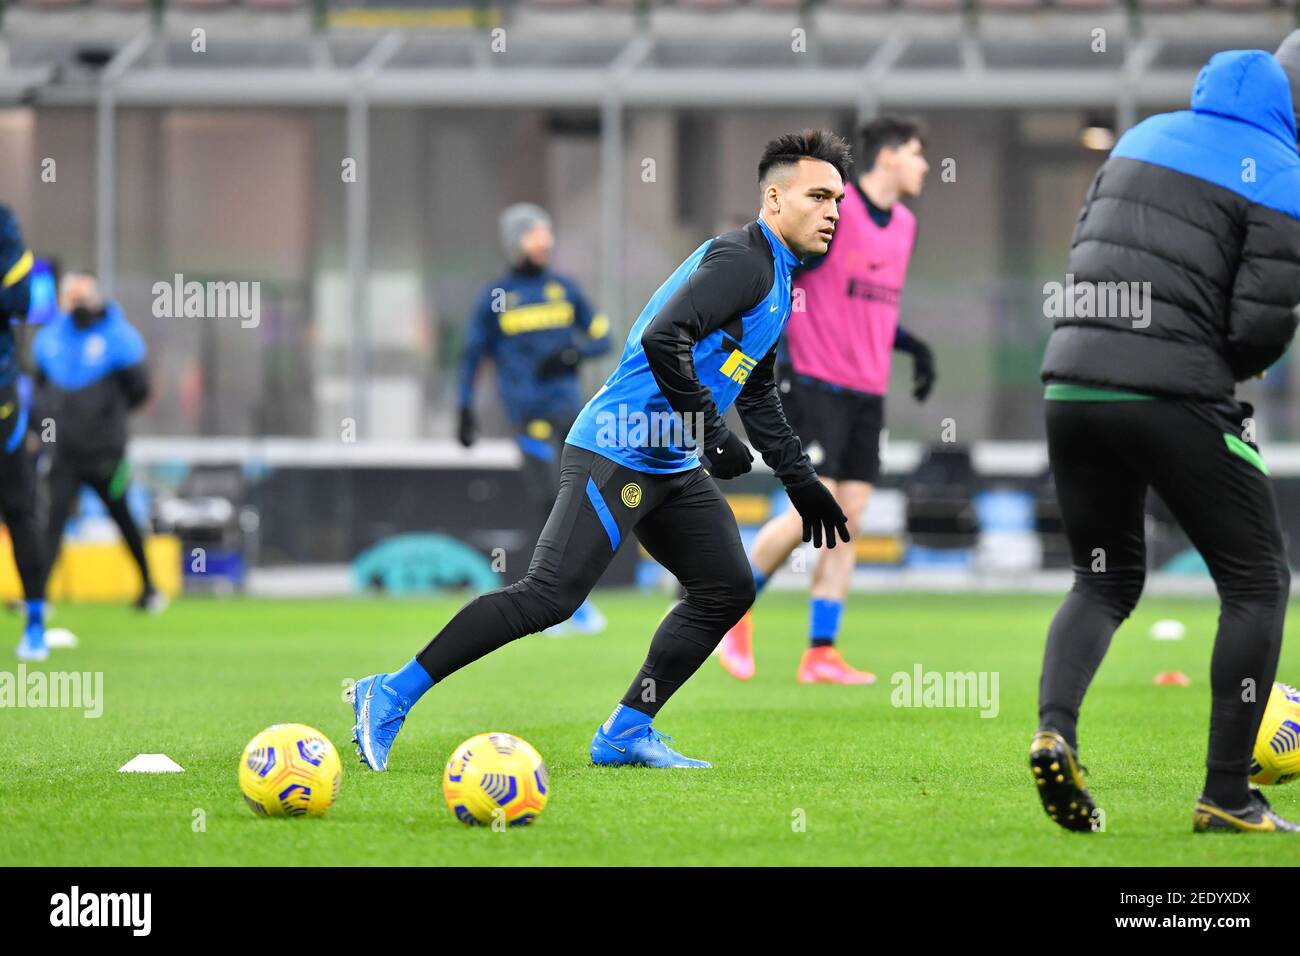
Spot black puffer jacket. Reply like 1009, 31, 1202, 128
1041, 50, 1300, 400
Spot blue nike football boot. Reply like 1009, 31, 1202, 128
15, 620, 47, 662
347, 674, 411, 771
591, 721, 712, 768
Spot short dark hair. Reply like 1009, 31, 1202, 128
858, 116, 925, 171
758, 129, 853, 187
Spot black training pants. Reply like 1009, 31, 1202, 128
1040, 396, 1288, 781
417, 444, 754, 715
515, 409, 579, 539
0, 383, 44, 601
45, 449, 153, 592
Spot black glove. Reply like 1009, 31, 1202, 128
457, 406, 477, 448
702, 424, 753, 480
786, 479, 850, 549
896, 331, 936, 402
536, 347, 580, 380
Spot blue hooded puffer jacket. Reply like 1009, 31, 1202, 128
1042, 49, 1300, 399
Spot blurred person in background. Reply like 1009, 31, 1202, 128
0, 206, 49, 660
33, 270, 163, 614
719, 116, 935, 685
1033, 49, 1300, 833
456, 203, 612, 634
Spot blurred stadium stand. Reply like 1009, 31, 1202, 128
0, 6, 1293, 447
0, 0, 1293, 32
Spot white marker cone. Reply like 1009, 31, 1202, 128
118, 754, 185, 773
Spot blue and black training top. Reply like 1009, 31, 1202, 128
566, 217, 816, 485
0, 205, 34, 391
457, 266, 611, 425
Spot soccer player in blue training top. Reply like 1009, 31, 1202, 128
351, 129, 852, 770
456, 203, 612, 634
1034, 49, 1300, 833
0, 206, 49, 661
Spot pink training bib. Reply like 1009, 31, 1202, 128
788, 184, 916, 395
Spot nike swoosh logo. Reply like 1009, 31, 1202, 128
607, 742, 626, 753
358, 681, 379, 768
716, 447, 724, 454
359, 680, 375, 726
769, 304, 778, 311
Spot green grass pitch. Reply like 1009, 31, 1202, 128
2, 590, 1299, 866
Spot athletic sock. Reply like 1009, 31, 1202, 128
751, 561, 768, 595
809, 597, 842, 648
386, 657, 435, 705
602, 702, 652, 736
25, 599, 45, 635
1202, 770, 1251, 811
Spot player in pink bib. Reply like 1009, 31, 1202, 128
720, 117, 936, 684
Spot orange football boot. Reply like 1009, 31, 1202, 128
718, 611, 755, 681
796, 646, 876, 685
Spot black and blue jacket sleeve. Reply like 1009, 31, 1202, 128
641, 239, 768, 442
0, 206, 32, 323
734, 344, 816, 488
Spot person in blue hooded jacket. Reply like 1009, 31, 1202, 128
0, 205, 50, 660
1034, 50, 1300, 834
33, 271, 163, 613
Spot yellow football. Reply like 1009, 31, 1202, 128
443, 732, 549, 827
239, 723, 342, 817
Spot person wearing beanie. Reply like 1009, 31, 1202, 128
456, 202, 612, 634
